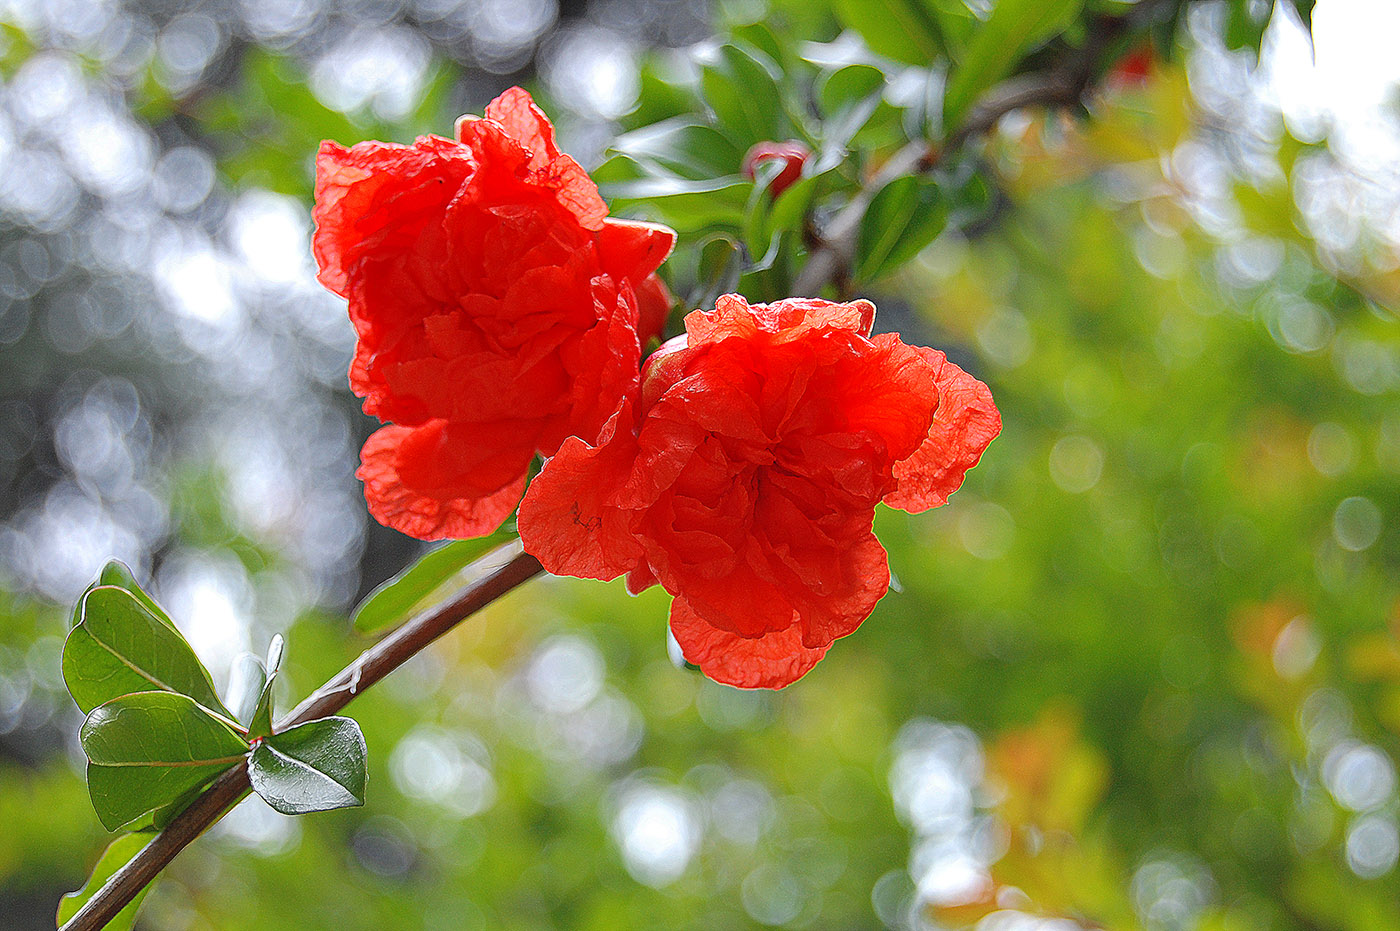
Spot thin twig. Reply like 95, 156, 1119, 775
60, 541, 544, 931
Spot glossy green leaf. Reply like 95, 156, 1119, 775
352, 534, 515, 634
225, 651, 267, 726
81, 691, 249, 831
603, 176, 751, 233
246, 634, 283, 739
855, 174, 948, 282
693, 235, 745, 310
69, 560, 177, 633
611, 119, 744, 180
943, 0, 1084, 130
699, 43, 784, 146
56, 832, 154, 931
63, 586, 233, 719
248, 716, 367, 815
833, 0, 945, 66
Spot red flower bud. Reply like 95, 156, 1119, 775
742, 141, 811, 198
519, 294, 1001, 689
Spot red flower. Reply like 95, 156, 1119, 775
314, 88, 675, 540
519, 294, 1001, 688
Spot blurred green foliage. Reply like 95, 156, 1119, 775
3, 0, 1400, 930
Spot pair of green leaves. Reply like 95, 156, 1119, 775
60, 562, 367, 931
64, 564, 369, 829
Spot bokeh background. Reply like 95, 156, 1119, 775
4, 0, 1400, 928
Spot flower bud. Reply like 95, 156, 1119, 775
742, 140, 811, 198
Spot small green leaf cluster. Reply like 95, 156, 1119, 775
59, 562, 367, 929
595, 20, 983, 305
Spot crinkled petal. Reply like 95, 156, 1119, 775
597, 218, 677, 285
750, 500, 891, 646
457, 88, 608, 230
359, 424, 526, 540
669, 598, 829, 690
312, 136, 468, 297
549, 277, 642, 451
885, 349, 1001, 512
684, 294, 872, 348
482, 86, 561, 162
518, 403, 645, 581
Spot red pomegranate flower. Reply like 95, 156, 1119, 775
313, 88, 675, 539
518, 294, 1001, 688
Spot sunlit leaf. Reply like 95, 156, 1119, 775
603, 176, 752, 233
248, 717, 367, 815
63, 586, 233, 719
699, 42, 785, 146
246, 634, 283, 739
225, 651, 267, 727
352, 533, 516, 634
611, 119, 744, 180
68, 560, 177, 634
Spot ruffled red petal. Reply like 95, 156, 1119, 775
312, 137, 469, 298
358, 423, 528, 540
597, 218, 677, 286
457, 88, 608, 230
884, 348, 1002, 512
517, 404, 646, 581
683, 294, 874, 349
669, 598, 829, 690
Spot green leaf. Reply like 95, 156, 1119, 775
1223, 0, 1269, 53
743, 158, 786, 257
820, 63, 887, 117
611, 120, 744, 181
692, 234, 746, 310
700, 42, 784, 146
834, 0, 946, 66
246, 634, 283, 739
770, 175, 820, 240
943, 0, 1084, 130
81, 691, 250, 831
603, 176, 752, 233
225, 633, 281, 739
855, 174, 948, 282
56, 833, 155, 931
248, 717, 367, 815
352, 533, 515, 634
63, 586, 234, 719
224, 651, 266, 726
69, 560, 177, 633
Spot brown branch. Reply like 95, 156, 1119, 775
60, 541, 545, 931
